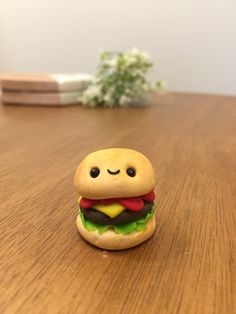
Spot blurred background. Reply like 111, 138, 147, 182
0, 0, 235, 95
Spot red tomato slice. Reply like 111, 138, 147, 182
119, 198, 144, 211
80, 190, 155, 211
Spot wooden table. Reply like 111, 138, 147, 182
0, 93, 236, 314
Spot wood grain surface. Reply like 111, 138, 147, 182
0, 93, 236, 314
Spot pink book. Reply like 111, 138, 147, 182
0, 73, 92, 92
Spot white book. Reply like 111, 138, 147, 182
2, 90, 83, 106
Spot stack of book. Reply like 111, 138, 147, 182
0, 73, 93, 106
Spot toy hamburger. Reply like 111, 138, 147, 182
74, 148, 156, 250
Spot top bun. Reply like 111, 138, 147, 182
74, 148, 156, 200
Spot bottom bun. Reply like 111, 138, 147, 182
76, 215, 156, 250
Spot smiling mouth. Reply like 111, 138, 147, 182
107, 169, 120, 175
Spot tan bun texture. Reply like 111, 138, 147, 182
76, 214, 156, 250
74, 148, 156, 199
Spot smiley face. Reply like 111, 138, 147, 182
74, 148, 156, 199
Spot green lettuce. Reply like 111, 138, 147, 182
79, 205, 156, 235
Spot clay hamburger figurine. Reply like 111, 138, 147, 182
74, 148, 156, 250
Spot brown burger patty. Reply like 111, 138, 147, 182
80, 202, 153, 225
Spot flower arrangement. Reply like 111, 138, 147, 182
79, 48, 165, 107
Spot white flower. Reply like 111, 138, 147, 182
104, 58, 118, 69
125, 56, 137, 66
129, 47, 140, 55
119, 95, 131, 106
128, 48, 150, 63
104, 93, 112, 103
140, 51, 150, 61
84, 85, 101, 98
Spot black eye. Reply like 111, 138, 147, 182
90, 167, 100, 178
126, 167, 136, 177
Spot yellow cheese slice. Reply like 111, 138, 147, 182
94, 203, 125, 218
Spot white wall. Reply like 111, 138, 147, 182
0, 0, 236, 95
